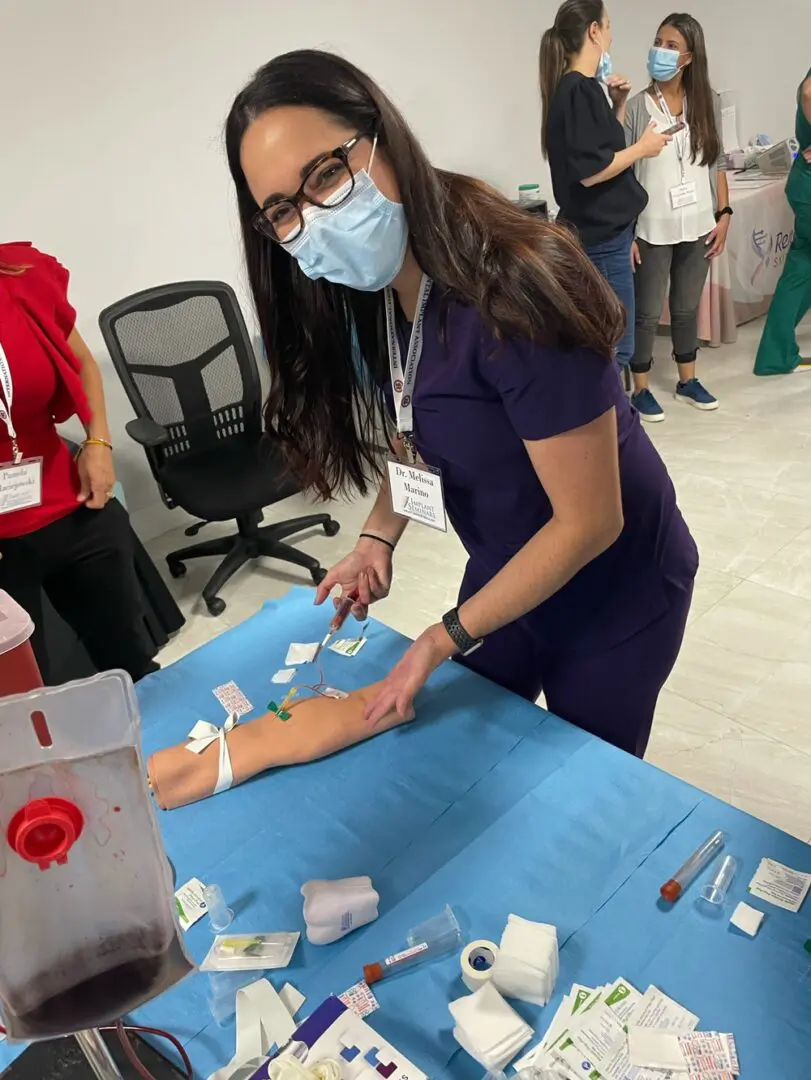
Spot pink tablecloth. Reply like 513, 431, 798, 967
661, 173, 795, 346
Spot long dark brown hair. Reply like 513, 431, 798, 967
226, 50, 623, 499
540, 0, 605, 157
656, 13, 720, 167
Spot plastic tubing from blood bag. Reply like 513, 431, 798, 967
660, 830, 726, 902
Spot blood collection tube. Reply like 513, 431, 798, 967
660, 830, 726, 902
363, 905, 462, 985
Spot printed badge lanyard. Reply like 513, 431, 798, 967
383, 274, 433, 464
0, 343, 22, 464
654, 83, 689, 184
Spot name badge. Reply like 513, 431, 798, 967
670, 181, 698, 209
0, 457, 43, 515
386, 457, 447, 532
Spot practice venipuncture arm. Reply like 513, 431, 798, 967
147, 682, 414, 810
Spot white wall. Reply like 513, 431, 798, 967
0, 0, 547, 538
604, 0, 807, 144
1, 1, 805, 538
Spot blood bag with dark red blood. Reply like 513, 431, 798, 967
0, 671, 192, 1041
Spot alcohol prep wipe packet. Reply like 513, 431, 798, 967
747, 857, 811, 912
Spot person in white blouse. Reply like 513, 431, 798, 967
623, 12, 731, 422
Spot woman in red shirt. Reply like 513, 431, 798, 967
0, 242, 157, 682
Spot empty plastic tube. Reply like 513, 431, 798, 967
701, 855, 739, 907
406, 904, 463, 953
363, 905, 462, 985
660, 830, 726, 902
203, 883, 234, 932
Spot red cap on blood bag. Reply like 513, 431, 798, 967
7, 797, 85, 870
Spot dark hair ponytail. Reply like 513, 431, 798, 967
540, 0, 605, 157
227, 50, 624, 500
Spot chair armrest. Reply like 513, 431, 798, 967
126, 417, 170, 448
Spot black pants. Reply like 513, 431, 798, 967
0, 501, 159, 683
631, 235, 712, 374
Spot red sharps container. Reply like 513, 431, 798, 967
0, 590, 43, 697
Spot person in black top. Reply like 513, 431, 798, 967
540, 1, 671, 372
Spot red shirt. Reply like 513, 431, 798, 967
0, 244, 92, 539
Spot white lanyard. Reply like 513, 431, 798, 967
654, 84, 689, 181
383, 274, 433, 458
0, 342, 21, 464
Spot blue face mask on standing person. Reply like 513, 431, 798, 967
647, 46, 682, 82
597, 49, 613, 82
286, 146, 409, 292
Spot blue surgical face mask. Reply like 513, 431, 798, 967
285, 150, 408, 292
648, 46, 682, 83
597, 50, 613, 82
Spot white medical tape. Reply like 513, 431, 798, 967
208, 978, 297, 1080
186, 710, 239, 794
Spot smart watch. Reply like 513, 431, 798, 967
442, 608, 483, 657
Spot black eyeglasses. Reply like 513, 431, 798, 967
252, 132, 370, 245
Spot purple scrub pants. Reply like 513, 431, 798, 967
454, 566, 693, 759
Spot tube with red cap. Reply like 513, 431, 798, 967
660, 830, 726, 903
363, 905, 462, 985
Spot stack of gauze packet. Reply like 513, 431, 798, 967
491, 914, 559, 1006
448, 982, 534, 1072
515, 977, 739, 1080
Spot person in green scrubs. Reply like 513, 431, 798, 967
754, 68, 811, 374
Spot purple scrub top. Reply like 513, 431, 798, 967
387, 288, 698, 656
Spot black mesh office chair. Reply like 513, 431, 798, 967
98, 281, 339, 616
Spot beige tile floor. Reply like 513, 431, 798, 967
147, 316, 811, 842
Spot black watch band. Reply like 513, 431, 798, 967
442, 608, 483, 657
715, 206, 733, 221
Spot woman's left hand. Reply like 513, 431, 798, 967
803, 146, 811, 164
364, 623, 456, 727
77, 444, 116, 509
704, 216, 731, 259
605, 75, 632, 105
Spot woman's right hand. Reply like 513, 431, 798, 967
637, 121, 672, 159
314, 536, 394, 621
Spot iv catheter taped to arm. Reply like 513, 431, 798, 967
147, 683, 415, 810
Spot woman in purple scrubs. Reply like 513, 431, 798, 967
226, 50, 698, 758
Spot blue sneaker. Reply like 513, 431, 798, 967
631, 388, 665, 423
675, 378, 718, 410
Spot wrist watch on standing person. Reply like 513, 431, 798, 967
715, 206, 733, 222
442, 608, 484, 657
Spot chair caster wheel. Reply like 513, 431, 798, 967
311, 567, 328, 586
323, 519, 341, 537
206, 596, 226, 616
167, 559, 187, 579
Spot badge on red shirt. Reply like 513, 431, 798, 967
0, 341, 43, 514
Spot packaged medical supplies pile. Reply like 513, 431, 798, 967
451, 914, 559, 1070
491, 914, 559, 1006
513, 977, 740, 1080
